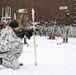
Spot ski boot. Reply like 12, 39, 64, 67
24, 38, 28, 44
62, 39, 65, 43
19, 63, 23, 66
66, 39, 68, 43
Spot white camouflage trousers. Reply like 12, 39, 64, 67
0, 45, 23, 70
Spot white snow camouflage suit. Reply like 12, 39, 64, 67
0, 26, 23, 70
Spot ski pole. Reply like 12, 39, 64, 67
32, 8, 37, 65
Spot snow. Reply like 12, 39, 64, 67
0, 36, 76, 75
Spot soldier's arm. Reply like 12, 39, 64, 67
70, 16, 73, 25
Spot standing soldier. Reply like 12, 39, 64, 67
21, 9, 29, 44
60, 10, 73, 43
44, 27, 47, 37
39, 27, 43, 36
48, 27, 55, 39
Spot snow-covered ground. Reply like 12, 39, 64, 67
0, 36, 76, 75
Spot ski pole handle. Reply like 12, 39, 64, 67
32, 8, 35, 22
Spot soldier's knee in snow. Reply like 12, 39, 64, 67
2, 58, 20, 70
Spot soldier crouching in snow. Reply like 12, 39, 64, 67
0, 20, 32, 70
0, 20, 33, 70
0, 20, 24, 70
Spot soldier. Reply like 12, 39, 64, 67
60, 10, 73, 43
48, 27, 55, 39
0, 20, 23, 70
39, 27, 43, 36
21, 9, 29, 44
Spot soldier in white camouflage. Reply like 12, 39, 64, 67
0, 20, 23, 70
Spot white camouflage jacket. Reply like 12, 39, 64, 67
0, 26, 23, 58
